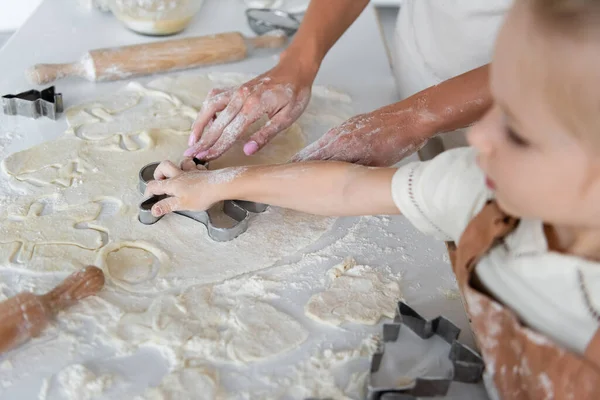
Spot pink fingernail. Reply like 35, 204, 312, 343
196, 150, 209, 159
243, 141, 259, 156
188, 133, 195, 147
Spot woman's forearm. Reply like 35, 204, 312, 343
279, 0, 371, 79
225, 162, 399, 217
390, 64, 493, 141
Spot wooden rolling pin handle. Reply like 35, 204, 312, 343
40, 266, 105, 311
246, 32, 288, 50
26, 62, 88, 85
0, 266, 105, 354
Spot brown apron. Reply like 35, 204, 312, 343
451, 201, 600, 399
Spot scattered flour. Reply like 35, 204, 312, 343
305, 257, 403, 326
0, 73, 446, 398
207, 166, 247, 185
438, 287, 461, 300
0, 131, 22, 164
277, 335, 379, 399
54, 364, 114, 400
135, 367, 219, 400
37, 378, 50, 400
116, 274, 308, 365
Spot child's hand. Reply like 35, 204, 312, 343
152, 158, 205, 181
144, 159, 225, 217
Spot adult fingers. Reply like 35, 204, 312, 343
289, 134, 334, 162
199, 104, 265, 160
153, 160, 182, 180
151, 196, 181, 217
188, 89, 232, 147
290, 146, 326, 162
241, 105, 295, 157
186, 90, 249, 157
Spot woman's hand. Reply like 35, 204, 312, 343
291, 107, 430, 166
185, 60, 315, 161
292, 64, 493, 166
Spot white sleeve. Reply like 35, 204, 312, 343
391, 147, 492, 243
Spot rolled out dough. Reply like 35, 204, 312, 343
305, 257, 403, 326
116, 277, 309, 365
0, 72, 355, 398
0, 73, 339, 292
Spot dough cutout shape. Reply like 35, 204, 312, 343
0, 73, 342, 290
136, 367, 218, 400
305, 257, 403, 326
0, 200, 103, 264
0, 72, 355, 398
116, 283, 309, 364
51, 364, 114, 400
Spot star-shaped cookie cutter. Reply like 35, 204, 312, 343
367, 301, 484, 400
1, 86, 63, 120
137, 158, 267, 242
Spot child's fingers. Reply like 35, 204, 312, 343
151, 197, 181, 217
154, 160, 182, 180
144, 179, 173, 198
180, 158, 208, 172
180, 158, 197, 171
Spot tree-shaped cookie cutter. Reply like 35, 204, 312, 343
1, 86, 63, 120
137, 159, 267, 242
367, 301, 484, 400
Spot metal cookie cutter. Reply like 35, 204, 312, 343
368, 301, 484, 400
1, 86, 63, 120
246, 8, 302, 36
137, 158, 267, 242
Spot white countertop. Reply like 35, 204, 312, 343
0, 1, 487, 398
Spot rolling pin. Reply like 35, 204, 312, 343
26, 31, 287, 85
0, 266, 105, 354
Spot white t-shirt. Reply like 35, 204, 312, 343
391, 147, 600, 355
392, 0, 512, 99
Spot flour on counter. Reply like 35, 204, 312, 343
278, 335, 379, 399
0, 73, 407, 398
0, 73, 337, 287
305, 257, 403, 326
439, 287, 461, 300
135, 367, 219, 400
0, 131, 21, 158
117, 274, 308, 365
53, 364, 114, 400
38, 378, 50, 400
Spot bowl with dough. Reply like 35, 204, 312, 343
109, 0, 205, 36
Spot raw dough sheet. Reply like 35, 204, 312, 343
0, 73, 468, 399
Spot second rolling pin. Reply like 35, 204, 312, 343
0, 266, 105, 354
26, 31, 287, 85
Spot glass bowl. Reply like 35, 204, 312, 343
109, 0, 205, 36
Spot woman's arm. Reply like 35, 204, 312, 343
293, 64, 493, 166
186, 0, 371, 160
